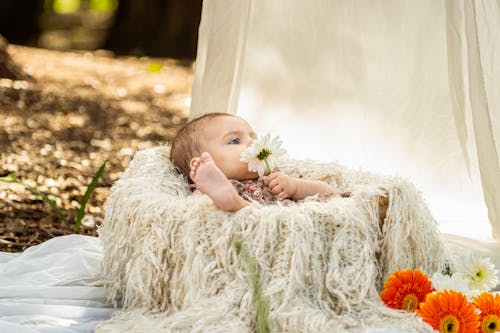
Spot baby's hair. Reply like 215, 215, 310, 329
170, 112, 236, 182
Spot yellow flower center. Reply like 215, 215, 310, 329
481, 314, 500, 333
472, 269, 484, 281
439, 315, 459, 333
257, 149, 271, 160
402, 294, 419, 311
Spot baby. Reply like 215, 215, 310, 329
170, 113, 337, 212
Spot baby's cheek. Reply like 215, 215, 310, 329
231, 162, 249, 178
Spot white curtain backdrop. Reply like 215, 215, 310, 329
191, 0, 500, 242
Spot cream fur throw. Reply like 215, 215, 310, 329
96, 146, 452, 332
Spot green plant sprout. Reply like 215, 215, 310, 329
74, 160, 107, 232
0, 160, 108, 233
235, 240, 272, 333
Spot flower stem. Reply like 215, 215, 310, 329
264, 159, 272, 174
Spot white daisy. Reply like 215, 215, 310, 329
240, 133, 287, 177
430, 272, 470, 294
458, 254, 499, 292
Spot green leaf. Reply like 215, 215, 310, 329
74, 160, 107, 232
236, 240, 272, 333
89, 0, 118, 12
23, 183, 69, 226
53, 0, 81, 13
0, 172, 17, 183
147, 62, 163, 73
0, 173, 69, 226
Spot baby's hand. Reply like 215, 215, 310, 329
263, 171, 297, 199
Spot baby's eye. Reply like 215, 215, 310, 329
228, 138, 240, 145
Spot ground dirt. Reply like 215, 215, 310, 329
0, 45, 193, 252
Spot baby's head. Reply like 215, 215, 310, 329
170, 113, 259, 182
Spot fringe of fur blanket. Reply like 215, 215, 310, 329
96, 146, 451, 332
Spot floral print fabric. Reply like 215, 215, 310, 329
230, 178, 278, 204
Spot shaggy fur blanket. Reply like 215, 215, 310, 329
96, 146, 451, 332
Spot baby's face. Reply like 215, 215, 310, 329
199, 116, 259, 180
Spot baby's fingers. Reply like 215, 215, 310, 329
270, 184, 282, 195
267, 178, 282, 190
276, 191, 288, 200
263, 172, 278, 185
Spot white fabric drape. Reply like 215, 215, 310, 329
445, 0, 500, 239
0, 235, 118, 333
191, 0, 500, 241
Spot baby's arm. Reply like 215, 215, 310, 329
264, 171, 336, 201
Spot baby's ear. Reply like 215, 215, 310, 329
189, 157, 198, 170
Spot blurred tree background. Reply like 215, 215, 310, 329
0, 0, 201, 251
0, 0, 202, 59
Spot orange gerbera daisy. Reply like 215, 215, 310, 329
416, 290, 479, 333
473, 292, 500, 333
380, 269, 434, 311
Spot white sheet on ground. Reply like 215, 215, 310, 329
0, 235, 119, 333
